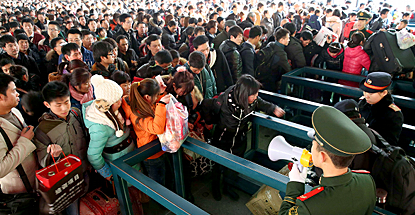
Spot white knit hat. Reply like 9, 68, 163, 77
91, 74, 124, 137
91, 74, 123, 106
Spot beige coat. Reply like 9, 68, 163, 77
0, 108, 37, 194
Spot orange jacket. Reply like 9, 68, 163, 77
122, 96, 166, 159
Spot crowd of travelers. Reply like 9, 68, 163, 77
0, 0, 414, 214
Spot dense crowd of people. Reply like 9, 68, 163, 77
0, 0, 414, 214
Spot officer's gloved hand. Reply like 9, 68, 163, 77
289, 164, 307, 183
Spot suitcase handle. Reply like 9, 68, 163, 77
94, 190, 110, 203
379, 43, 389, 62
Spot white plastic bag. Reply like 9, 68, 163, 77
396, 29, 415, 50
158, 95, 189, 153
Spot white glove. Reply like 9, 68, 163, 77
289, 163, 307, 183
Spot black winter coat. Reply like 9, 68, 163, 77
314, 47, 344, 71
220, 40, 242, 83
161, 27, 180, 50
209, 48, 234, 93
358, 94, 404, 146
201, 85, 277, 153
238, 18, 254, 30
113, 27, 140, 54
284, 36, 306, 69
213, 30, 228, 50
1, 52, 40, 77
239, 42, 255, 76
255, 42, 291, 92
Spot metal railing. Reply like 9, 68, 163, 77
110, 112, 394, 215
280, 67, 415, 110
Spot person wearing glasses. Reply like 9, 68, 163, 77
38, 21, 62, 52
91, 41, 116, 78
58, 28, 95, 69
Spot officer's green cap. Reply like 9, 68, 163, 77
357, 10, 372, 20
311, 106, 371, 157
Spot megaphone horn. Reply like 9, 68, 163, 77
268, 135, 313, 168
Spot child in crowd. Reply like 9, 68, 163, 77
136, 50, 173, 78
314, 42, 344, 105
340, 31, 371, 88
34, 81, 90, 215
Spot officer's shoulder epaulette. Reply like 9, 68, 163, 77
352, 170, 370, 174
297, 186, 324, 201
389, 104, 401, 112
367, 29, 373, 34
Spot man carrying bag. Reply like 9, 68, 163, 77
0, 73, 39, 214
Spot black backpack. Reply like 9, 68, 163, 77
254, 43, 281, 77
370, 129, 415, 215
254, 43, 284, 92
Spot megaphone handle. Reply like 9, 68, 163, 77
298, 164, 304, 173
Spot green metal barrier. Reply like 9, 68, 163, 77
258, 90, 415, 157
280, 67, 415, 109
110, 112, 394, 215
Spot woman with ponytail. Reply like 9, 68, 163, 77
122, 78, 171, 186
340, 31, 371, 88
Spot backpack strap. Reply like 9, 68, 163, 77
0, 127, 33, 193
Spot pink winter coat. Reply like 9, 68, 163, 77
339, 46, 371, 87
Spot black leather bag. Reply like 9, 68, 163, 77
0, 127, 38, 215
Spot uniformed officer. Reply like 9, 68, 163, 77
349, 10, 373, 39
279, 106, 376, 215
358, 72, 404, 146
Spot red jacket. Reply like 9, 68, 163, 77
339, 46, 371, 87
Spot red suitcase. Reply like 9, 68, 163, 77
79, 188, 120, 215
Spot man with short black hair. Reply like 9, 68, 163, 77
185, 51, 217, 99
15, 33, 45, 80
213, 20, 237, 50
38, 21, 62, 52
370, 8, 389, 31
239, 26, 262, 76
112, 13, 140, 54
81, 30, 95, 51
0, 35, 40, 79
283, 22, 306, 69
87, 19, 98, 34
135, 22, 148, 43
35, 12, 46, 30
91, 41, 116, 78
58, 28, 94, 68
255, 28, 291, 92
139, 34, 163, 67
220, 25, 244, 83
21, 18, 44, 47
162, 20, 181, 50
193, 35, 232, 93
61, 43, 83, 62
117, 35, 139, 73
0, 73, 38, 201
136, 50, 172, 78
